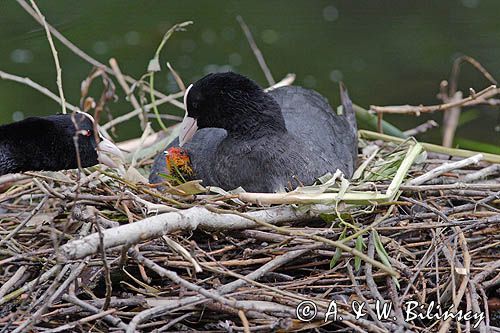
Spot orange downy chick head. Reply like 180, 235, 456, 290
165, 147, 194, 178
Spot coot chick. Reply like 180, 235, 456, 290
165, 146, 194, 182
150, 72, 357, 192
0, 113, 122, 176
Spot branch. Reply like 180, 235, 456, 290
59, 206, 308, 260
371, 85, 499, 115
28, 0, 67, 114
237, 16, 275, 85
0, 70, 78, 112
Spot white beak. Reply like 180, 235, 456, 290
179, 114, 198, 147
179, 83, 197, 146
97, 137, 124, 168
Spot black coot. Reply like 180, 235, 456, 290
0, 113, 122, 176
150, 72, 357, 192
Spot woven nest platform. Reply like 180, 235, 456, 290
1, 134, 499, 333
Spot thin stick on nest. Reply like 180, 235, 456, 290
27, 0, 67, 115
371, 84, 500, 115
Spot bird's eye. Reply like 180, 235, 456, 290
82, 130, 92, 137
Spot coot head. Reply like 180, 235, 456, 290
70, 112, 124, 168
180, 72, 286, 146
0, 112, 123, 175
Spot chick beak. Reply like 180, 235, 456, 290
96, 137, 124, 168
179, 114, 198, 147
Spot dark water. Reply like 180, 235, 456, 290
0, 0, 499, 148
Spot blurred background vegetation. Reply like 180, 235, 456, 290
0, 0, 498, 149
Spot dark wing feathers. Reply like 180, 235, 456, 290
269, 86, 357, 176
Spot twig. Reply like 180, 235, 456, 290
0, 266, 28, 299
167, 62, 186, 91
408, 154, 483, 185
359, 130, 500, 164
27, 0, 67, 115
0, 70, 78, 112
403, 120, 439, 137
109, 58, 146, 129
43, 309, 118, 333
237, 16, 275, 85
59, 206, 309, 260
62, 294, 128, 330
15, 0, 179, 109
101, 92, 184, 130
238, 310, 251, 333
12, 261, 87, 332
371, 85, 499, 115
0, 196, 49, 247
263, 73, 296, 92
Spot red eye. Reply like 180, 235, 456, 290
83, 130, 92, 137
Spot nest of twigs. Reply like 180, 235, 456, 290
1, 135, 499, 332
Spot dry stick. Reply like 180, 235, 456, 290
109, 58, 146, 128
0, 266, 27, 299
11, 263, 71, 333
236, 16, 275, 85
59, 205, 308, 259
408, 153, 483, 186
438, 230, 472, 333
403, 120, 439, 137
60, 203, 397, 276
346, 264, 389, 332
0, 70, 79, 112
238, 310, 251, 333
93, 213, 112, 311
101, 92, 184, 130
28, 0, 67, 115
155, 313, 193, 332
371, 85, 499, 115
216, 246, 316, 295
0, 264, 61, 306
128, 246, 319, 330
462, 164, 500, 183
478, 287, 490, 331
263, 73, 296, 92
0, 196, 49, 246
15, 0, 170, 104
444, 55, 498, 147
62, 294, 128, 330
126, 249, 295, 333
449, 56, 498, 95
359, 130, 500, 164
206, 206, 399, 277
441, 89, 463, 148
472, 259, 500, 285
167, 62, 186, 91
43, 309, 118, 333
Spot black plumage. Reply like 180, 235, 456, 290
150, 72, 358, 192
1, 113, 106, 176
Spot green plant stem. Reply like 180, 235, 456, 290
359, 130, 500, 164
354, 104, 407, 138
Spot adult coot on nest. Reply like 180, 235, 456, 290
0, 113, 122, 176
150, 72, 358, 192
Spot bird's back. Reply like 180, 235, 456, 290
269, 86, 357, 177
